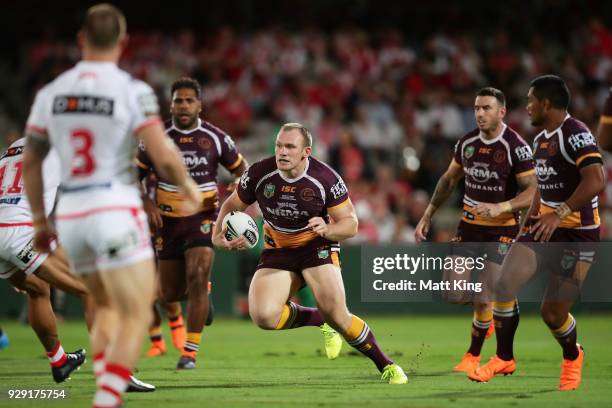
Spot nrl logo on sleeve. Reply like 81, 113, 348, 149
464, 145, 475, 159
53, 95, 114, 116
264, 183, 276, 198
200, 220, 213, 234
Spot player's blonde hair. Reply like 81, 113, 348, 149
82, 3, 127, 50
279, 123, 313, 148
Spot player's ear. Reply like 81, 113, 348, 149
77, 31, 86, 49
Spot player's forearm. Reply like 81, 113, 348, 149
22, 155, 46, 221
213, 192, 249, 237
508, 184, 537, 212
597, 122, 612, 152
565, 168, 605, 212
325, 216, 358, 242
426, 174, 457, 218
520, 189, 541, 230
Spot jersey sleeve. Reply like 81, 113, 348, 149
25, 88, 52, 137
325, 168, 350, 210
511, 137, 535, 177
135, 139, 153, 180
236, 163, 258, 205
452, 138, 463, 167
129, 80, 162, 134
219, 132, 243, 171
566, 129, 603, 168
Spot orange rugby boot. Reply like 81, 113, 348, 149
146, 339, 167, 357
468, 355, 516, 382
454, 353, 481, 373
559, 344, 584, 391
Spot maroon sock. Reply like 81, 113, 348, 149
467, 319, 490, 357
343, 317, 393, 372
278, 302, 324, 329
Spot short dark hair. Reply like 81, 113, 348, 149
476, 87, 506, 107
171, 77, 202, 100
82, 3, 126, 49
529, 75, 570, 110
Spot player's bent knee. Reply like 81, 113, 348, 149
540, 304, 567, 328
249, 304, 283, 330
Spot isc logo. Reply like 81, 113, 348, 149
479, 147, 492, 154
281, 186, 296, 193
180, 137, 194, 143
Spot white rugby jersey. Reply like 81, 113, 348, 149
25, 61, 162, 190
0, 138, 61, 224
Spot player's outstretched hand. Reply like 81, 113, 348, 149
308, 217, 328, 238
414, 216, 430, 242
33, 222, 56, 253
531, 212, 561, 242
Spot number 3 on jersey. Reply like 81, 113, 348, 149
71, 129, 95, 176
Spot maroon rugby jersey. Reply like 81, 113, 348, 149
532, 115, 602, 229
237, 156, 350, 249
136, 119, 243, 217
453, 124, 535, 227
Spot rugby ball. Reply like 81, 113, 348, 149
222, 211, 259, 248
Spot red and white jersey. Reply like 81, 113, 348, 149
0, 138, 61, 224
25, 61, 161, 193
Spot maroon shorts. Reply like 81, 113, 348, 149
256, 239, 341, 275
517, 225, 600, 286
451, 221, 519, 264
156, 211, 216, 260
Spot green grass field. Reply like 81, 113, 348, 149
1, 315, 611, 407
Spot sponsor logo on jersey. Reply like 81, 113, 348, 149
300, 188, 315, 202
0, 197, 21, 205
330, 180, 347, 199
180, 137, 194, 143
181, 151, 209, 169
265, 202, 309, 219
479, 147, 492, 154
317, 249, 329, 259
224, 135, 237, 152
1, 147, 24, 160
281, 185, 296, 193
264, 183, 276, 198
240, 173, 250, 190
464, 162, 500, 183
535, 159, 558, 182
53, 95, 114, 116
464, 145, 475, 159
515, 145, 533, 161
16, 240, 35, 265
568, 132, 596, 150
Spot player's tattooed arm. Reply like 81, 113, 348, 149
428, 161, 464, 217
415, 161, 463, 242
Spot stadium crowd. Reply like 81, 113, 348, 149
2, 20, 612, 240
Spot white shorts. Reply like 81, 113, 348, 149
0, 224, 49, 279
56, 183, 154, 275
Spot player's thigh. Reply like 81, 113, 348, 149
184, 246, 214, 286
475, 261, 501, 304
302, 264, 348, 316
98, 258, 156, 315
34, 246, 88, 297
495, 242, 538, 299
158, 259, 186, 300
249, 268, 302, 312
